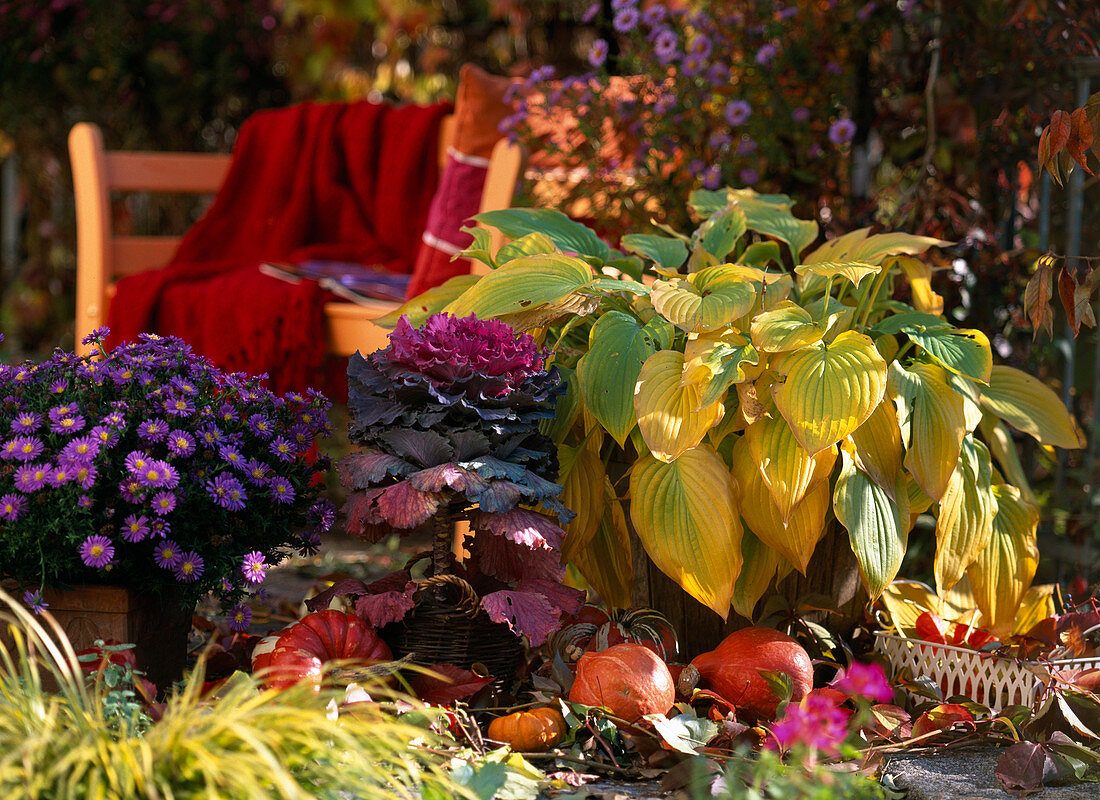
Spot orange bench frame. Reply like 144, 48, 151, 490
69, 117, 525, 357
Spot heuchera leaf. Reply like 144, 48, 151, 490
481, 589, 561, 646
411, 663, 494, 705
1024, 259, 1055, 339
355, 583, 418, 628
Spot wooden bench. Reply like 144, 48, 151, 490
69, 116, 525, 357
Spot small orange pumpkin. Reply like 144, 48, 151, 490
486, 707, 567, 752
569, 642, 675, 722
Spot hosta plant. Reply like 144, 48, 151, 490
378, 189, 1084, 627
337, 313, 582, 646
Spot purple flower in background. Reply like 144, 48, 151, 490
121, 513, 150, 543
0, 493, 26, 521
740, 168, 760, 185
681, 54, 706, 77
654, 28, 678, 64
610, 0, 636, 9
654, 93, 676, 114
241, 551, 268, 585
857, 1, 876, 20
22, 588, 48, 615
791, 106, 811, 123
826, 61, 842, 75
642, 4, 667, 25
581, 2, 600, 23
174, 551, 204, 582
755, 43, 779, 66
613, 7, 639, 32
688, 34, 712, 59
589, 38, 609, 68
708, 131, 731, 149
80, 535, 115, 568
701, 164, 722, 190
227, 603, 252, 632
724, 99, 752, 126
311, 500, 335, 532
828, 117, 857, 145
706, 63, 728, 86
737, 137, 758, 157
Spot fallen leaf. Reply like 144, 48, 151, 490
995, 741, 1050, 796
911, 703, 975, 739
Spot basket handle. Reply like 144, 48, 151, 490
416, 573, 481, 619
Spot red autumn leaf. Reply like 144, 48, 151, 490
867, 704, 912, 738
1024, 260, 1055, 340
1059, 268, 1081, 334
965, 627, 998, 650
355, 584, 418, 628
481, 589, 560, 647
915, 611, 949, 645
376, 480, 441, 529
1087, 91, 1100, 162
410, 663, 493, 705
911, 703, 976, 739
996, 741, 1050, 796
1048, 110, 1072, 155
1067, 107, 1095, 174
1077, 268, 1098, 332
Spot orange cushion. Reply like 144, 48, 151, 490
407, 65, 519, 298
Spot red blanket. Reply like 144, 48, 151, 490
106, 99, 451, 395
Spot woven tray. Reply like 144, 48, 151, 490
874, 631, 1100, 711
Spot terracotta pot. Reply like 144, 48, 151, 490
4, 583, 193, 693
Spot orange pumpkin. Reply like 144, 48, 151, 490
569, 642, 675, 722
486, 707, 567, 752
690, 627, 813, 720
262, 610, 391, 690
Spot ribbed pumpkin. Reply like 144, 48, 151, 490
690, 627, 813, 720
569, 642, 675, 722
486, 707, 567, 752
260, 610, 392, 690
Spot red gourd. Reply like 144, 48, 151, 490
690, 627, 813, 721
260, 610, 391, 690
569, 642, 675, 722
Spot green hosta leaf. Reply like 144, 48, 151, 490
577, 311, 660, 447
905, 327, 992, 385
584, 277, 652, 297
731, 435, 831, 575
474, 208, 610, 260
373, 273, 482, 329
457, 224, 497, 269
699, 204, 748, 261
980, 365, 1086, 449
747, 414, 836, 523
833, 449, 910, 601
650, 268, 757, 333
540, 365, 579, 444
967, 483, 1039, 638
496, 232, 558, 264
934, 436, 997, 593
888, 361, 966, 502
446, 253, 593, 320
731, 529, 785, 620
771, 331, 888, 455
620, 234, 688, 272
563, 476, 633, 609
682, 329, 760, 409
870, 311, 950, 336
740, 200, 819, 259
738, 240, 783, 267
750, 300, 828, 353
688, 188, 732, 216
630, 447, 742, 619
794, 261, 880, 288
635, 350, 725, 462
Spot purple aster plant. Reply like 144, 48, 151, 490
0, 330, 333, 616
335, 314, 581, 648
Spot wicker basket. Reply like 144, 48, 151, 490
874, 631, 1100, 711
387, 574, 524, 690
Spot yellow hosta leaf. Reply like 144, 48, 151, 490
1013, 585, 1056, 636
833, 450, 910, 601
630, 447, 742, 619
978, 412, 1036, 503
564, 478, 634, 609
802, 227, 872, 265
967, 484, 1040, 638
635, 350, 725, 462
934, 436, 997, 593
731, 530, 784, 620
374, 274, 481, 329
794, 260, 880, 288
948, 373, 984, 435
889, 361, 966, 502
772, 331, 887, 456
894, 255, 945, 315
750, 300, 828, 353
650, 267, 757, 333
558, 441, 607, 555
981, 365, 1086, 449
445, 253, 594, 320
906, 475, 934, 530
849, 399, 904, 498
936, 574, 982, 627
682, 329, 759, 409
731, 436, 830, 574
881, 580, 939, 635
747, 414, 836, 522
847, 233, 953, 265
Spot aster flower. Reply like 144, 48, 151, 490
6, 436, 44, 462
589, 38, 609, 68
828, 117, 857, 145
151, 491, 177, 516
164, 393, 195, 417
791, 106, 811, 123
243, 458, 272, 486
654, 29, 679, 64
121, 514, 150, 543
46, 465, 72, 487
298, 530, 322, 557
247, 413, 273, 439
241, 551, 267, 585
77, 494, 94, 510
11, 412, 42, 432
641, 4, 666, 25
124, 450, 152, 475
613, 7, 639, 33
755, 42, 779, 66
22, 589, 48, 615
724, 99, 752, 126
269, 477, 295, 504
207, 472, 247, 511
61, 435, 99, 461
268, 437, 295, 462
167, 429, 196, 457
137, 459, 173, 488
150, 518, 171, 539
174, 551, 204, 582
311, 500, 335, 532
50, 415, 85, 435
70, 463, 98, 490
170, 376, 198, 395
81, 326, 110, 346
610, 0, 635, 9
702, 164, 722, 190
227, 603, 253, 632
0, 493, 27, 521
89, 425, 119, 448
14, 463, 49, 492
740, 167, 760, 185
80, 535, 115, 568
138, 418, 170, 442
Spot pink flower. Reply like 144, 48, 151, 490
832, 661, 893, 703
768, 693, 850, 758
